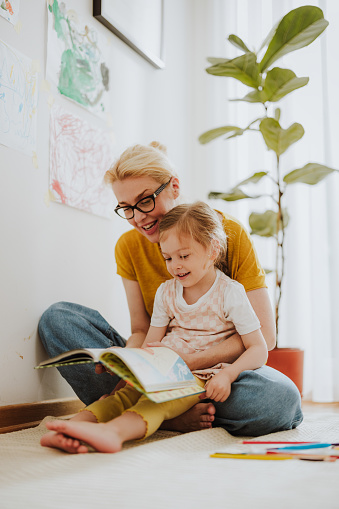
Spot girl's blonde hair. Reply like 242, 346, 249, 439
159, 202, 228, 274
104, 141, 177, 186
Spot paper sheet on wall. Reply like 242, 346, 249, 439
0, 39, 38, 155
49, 103, 115, 218
0, 0, 20, 25
46, 0, 110, 118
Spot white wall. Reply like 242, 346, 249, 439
0, 0, 198, 405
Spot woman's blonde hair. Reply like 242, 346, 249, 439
104, 141, 177, 186
159, 202, 228, 274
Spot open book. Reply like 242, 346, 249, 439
36, 346, 205, 403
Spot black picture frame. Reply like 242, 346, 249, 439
93, 0, 165, 69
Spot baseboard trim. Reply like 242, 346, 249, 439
0, 398, 85, 434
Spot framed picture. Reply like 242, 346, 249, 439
93, 0, 165, 69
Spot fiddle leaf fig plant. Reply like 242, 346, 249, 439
199, 5, 338, 341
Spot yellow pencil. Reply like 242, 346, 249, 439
210, 453, 295, 460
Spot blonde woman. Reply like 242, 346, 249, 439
39, 142, 303, 437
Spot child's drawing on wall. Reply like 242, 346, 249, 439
49, 104, 114, 218
0, 40, 38, 155
46, 0, 110, 116
0, 0, 20, 25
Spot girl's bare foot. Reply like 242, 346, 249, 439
44, 420, 123, 453
40, 429, 89, 454
161, 402, 215, 432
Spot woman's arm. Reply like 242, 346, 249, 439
95, 278, 150, 383
246, 288, 276, 350
178, 335, 245, 371
122, 278, 151, 348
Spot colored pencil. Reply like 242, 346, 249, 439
210, 453, 295, 460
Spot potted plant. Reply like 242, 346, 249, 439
199, 5, 338, 395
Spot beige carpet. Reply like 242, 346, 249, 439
1, 410, 339, 508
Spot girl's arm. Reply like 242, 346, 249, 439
204, 329, 268, 402
122, 278, 151, 348
141, 325, 168, 349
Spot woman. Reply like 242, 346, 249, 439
38, 141, 303, 436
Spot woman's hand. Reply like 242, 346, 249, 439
203, 369, 234, 403
95, 363, 108, 375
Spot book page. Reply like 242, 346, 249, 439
101, 347, 195, 392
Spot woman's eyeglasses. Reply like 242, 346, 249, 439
114, 179, 171, 219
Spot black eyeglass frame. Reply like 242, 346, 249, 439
114, 178, 172, 219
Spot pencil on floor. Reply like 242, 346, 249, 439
210, 453, 295, 460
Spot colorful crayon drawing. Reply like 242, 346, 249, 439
46, 0, 110, 117
0, 40, 38, 155
0, 0, 20, 25
49, 104, 115, 218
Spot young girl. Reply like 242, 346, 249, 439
41, 202, 268, 453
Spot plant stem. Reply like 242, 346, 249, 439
275, 154, 285, 341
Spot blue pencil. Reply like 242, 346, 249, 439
269, 443, 335, 451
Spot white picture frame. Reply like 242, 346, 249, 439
93, 0, 165, 69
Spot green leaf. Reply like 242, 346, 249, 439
249, 210, 278, 237
206, 52, 261, 88
228, 34, 251, 53
249, 209, 289, 237
263, 68, 309, 102
259, 6, 328, 72
208, 189, 252, 201
199, 126, 244, 144
209, 173, 269, 202
237, 171, 268, 186
259, 118, 304, 156
231, 89, 267, 104
283, 163, 338, 185
207, 57, 230, 65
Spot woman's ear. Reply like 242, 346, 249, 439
170, 177, 180, 199
210, 238, 220, 261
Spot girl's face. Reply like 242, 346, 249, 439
160, 228, 217, 292
112, 176, 179, 243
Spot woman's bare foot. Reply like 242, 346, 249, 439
43, 420, 123, 453
161, 402, 215, 432
40, 429, 89, 454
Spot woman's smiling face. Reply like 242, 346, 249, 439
112, 176, 179, 243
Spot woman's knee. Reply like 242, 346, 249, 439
38, 302, 67, 337
213, 367, 303, 436
239, 367, 303, 425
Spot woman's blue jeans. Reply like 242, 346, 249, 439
38, 302, 303, 437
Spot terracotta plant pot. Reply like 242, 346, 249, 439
266, 348, 304, 396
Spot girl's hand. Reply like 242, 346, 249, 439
204, 369, 233, 402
